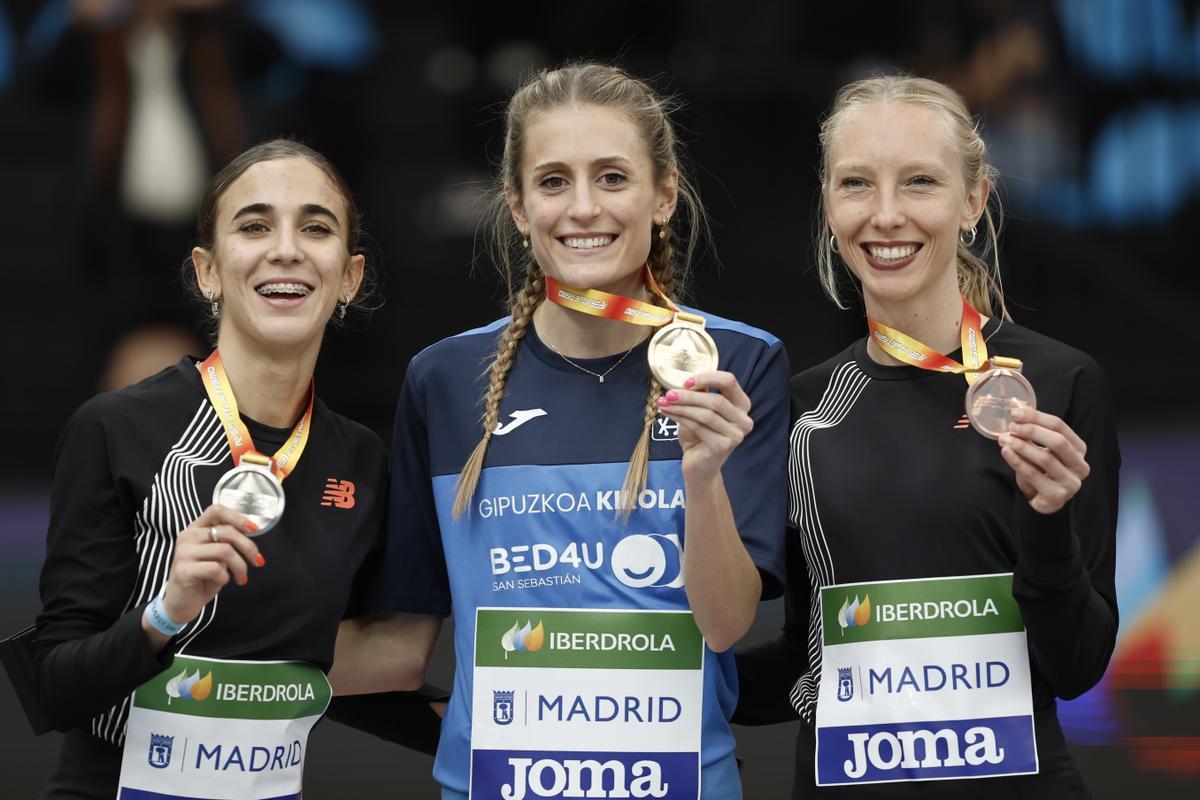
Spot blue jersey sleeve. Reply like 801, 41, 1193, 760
722, 338, 790, 599
371, 362, 452, 616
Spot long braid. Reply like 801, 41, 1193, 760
619, 230, 676, 513
452, 267, 545, 517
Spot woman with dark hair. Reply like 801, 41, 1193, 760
735, 76, 1119, 799
33, 139, 438, 799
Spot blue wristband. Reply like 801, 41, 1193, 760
143, 594, 185, 637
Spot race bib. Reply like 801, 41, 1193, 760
815, 573, 1038, 786
118, 655, 330, 800
471, 607, 704, 799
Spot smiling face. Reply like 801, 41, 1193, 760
192, 157, 364, 355
825, 101, 986, 311
508, 104, 677, 296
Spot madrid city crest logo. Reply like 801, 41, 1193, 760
493, 690, 515, 725
148, 733, 173, 769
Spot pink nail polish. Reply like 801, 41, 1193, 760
657, 397, 669, 407
666, 390, 680, 402
684, 377, 695, 388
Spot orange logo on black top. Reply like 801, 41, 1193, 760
321, 479, 356, 509
953, 414, 970, 430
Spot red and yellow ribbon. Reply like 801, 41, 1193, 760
197, 350, 314, 480
544, 263, 708, 327
867, 297, 990, 385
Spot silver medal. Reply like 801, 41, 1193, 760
212, 457, 284, 535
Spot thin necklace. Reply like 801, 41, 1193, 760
543, 336, 643, 383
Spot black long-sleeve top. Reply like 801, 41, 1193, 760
32, 358, 391, 798
735, 317, 1120, 798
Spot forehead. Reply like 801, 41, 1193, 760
217, 157, 346, 219
828, 102, 959, 173
521, 104, 650, 170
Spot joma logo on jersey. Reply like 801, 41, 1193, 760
321, 479, 356, 509
501, 757, 668, 800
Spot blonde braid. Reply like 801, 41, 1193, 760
452, 268, 545, 517
618, 233, 677, 514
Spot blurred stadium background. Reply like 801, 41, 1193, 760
1, 0, 1197, 796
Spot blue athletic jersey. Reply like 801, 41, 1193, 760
375, 309, 789, 796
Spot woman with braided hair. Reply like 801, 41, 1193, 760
371, 63, 790, 799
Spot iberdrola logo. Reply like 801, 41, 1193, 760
837, 594, 872, 635
501, 620, 544, 659
165, 669, 213, 703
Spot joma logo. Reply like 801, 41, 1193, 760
843, 726, 1004, 779
501, 757, 667, 799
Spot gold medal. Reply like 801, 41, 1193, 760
964, 357, 1037, 440
647, 312, 720, 390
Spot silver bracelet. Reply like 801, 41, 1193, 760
143, 593, 185, 637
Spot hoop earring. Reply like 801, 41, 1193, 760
829, 234, 840, 255
960, 226, 978, 246
205, 288, 220, 319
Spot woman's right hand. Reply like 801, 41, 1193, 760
157, 504, 265, 630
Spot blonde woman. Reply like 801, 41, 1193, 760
736, 76, 1119, 799
372, 63, 789, 799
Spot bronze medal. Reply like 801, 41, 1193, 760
964, 357, 1037, 440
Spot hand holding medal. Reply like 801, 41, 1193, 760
998, 406, 1091, 515
868, 298, 1089, 514
146, 503, 266, 641
545, 264, 752, 480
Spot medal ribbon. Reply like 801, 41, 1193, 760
867, 296, 989, 385
197, 350, 314, 480
543, 263, 708, 327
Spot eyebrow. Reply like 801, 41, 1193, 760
532, 155, 636, 173
832, 161, 950, 174
230, 203, 341, 225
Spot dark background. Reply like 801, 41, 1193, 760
1, 0, 1197, 796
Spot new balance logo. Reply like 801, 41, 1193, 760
953, 414, 970, 430
321, 479, 356, 509
493, 409, 548, 436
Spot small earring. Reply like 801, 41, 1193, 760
521, 230, 529, 249
829, 234, 840, 254
960, 226, 978, 246
205, 288, 220, 319
337, 294, 349, 320
658, 218, 668, 240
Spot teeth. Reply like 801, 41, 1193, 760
562, 236, 614, 249
257, 282, 311, 296
868, 245, 918, 261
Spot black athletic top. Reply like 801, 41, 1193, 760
735, 317, 1120, 799
33, 357, 388, 799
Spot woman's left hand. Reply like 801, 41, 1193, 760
657, 370, 753, 483
998, 406, 1091, 515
